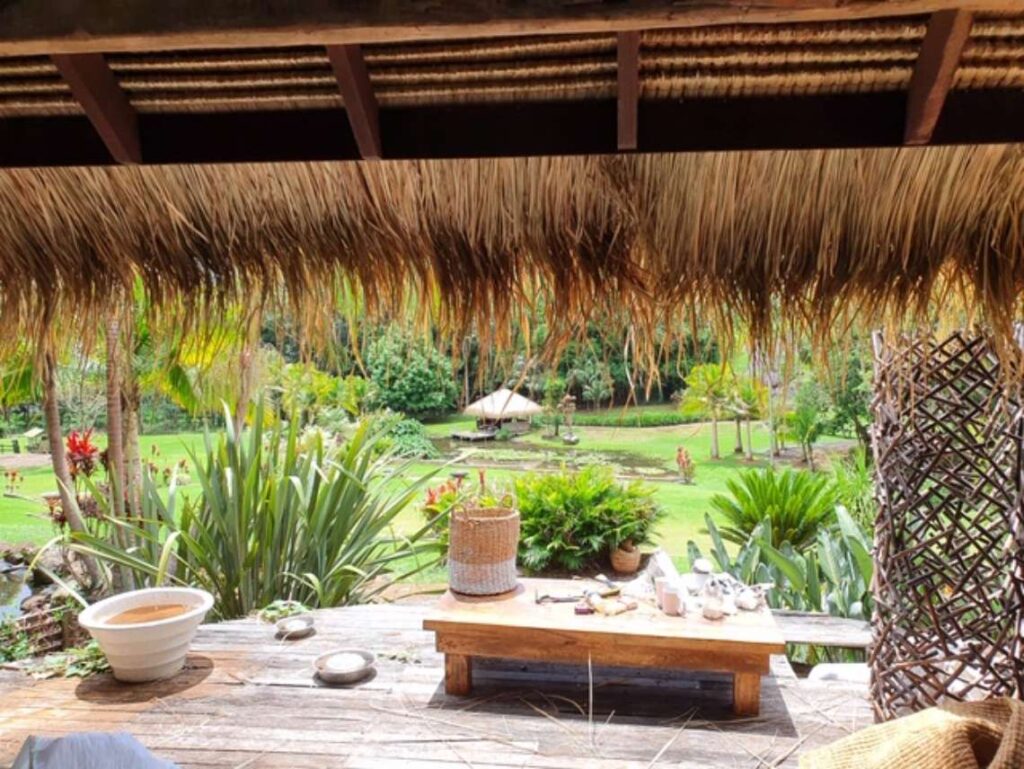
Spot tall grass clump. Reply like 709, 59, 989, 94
72, 405, 442, 619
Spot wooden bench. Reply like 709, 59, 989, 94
773, 610, 872, 650
424, 577, 786, 716
0, 438, 22, 454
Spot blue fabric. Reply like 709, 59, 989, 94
13, 733, 178, 769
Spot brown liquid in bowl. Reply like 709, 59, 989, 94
106, 603, 191, 625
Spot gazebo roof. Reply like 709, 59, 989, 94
464, 388, 543, 420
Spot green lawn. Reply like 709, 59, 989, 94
0, 432, 205, 545
1, 413, 850, 576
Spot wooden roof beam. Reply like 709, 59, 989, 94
51, 53, 140, 164
326, 44, 381, 160
905, 10, 974, 145
1, 1, 1017, 56
617, 31, 640, 152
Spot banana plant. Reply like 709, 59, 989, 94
689, 505, 873, 620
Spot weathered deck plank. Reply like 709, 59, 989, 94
0, 603, 872, 768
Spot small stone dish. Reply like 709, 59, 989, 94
275, 614, 315, 640
314, 649, 376, 685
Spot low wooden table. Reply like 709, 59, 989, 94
424, 578, 786, 716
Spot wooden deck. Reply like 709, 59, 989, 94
0, 603, 873, 768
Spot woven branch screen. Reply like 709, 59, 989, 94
869, 329, 1024, 721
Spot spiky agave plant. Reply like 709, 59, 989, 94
71, 402, 445, 619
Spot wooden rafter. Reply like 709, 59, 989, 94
7, 89, 1024, 168
51, 53, 141, 163
905, 10, 974, 145
326, 44, 381, 160
617, 31, 640, 152
0, 0, 1017, 55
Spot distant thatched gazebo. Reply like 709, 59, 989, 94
464, 388, 543, 435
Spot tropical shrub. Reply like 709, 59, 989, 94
515, 466, 663, 572
688, 507, 873, 656
71, 407, 443, 619
364, 327, 458, 417
419, 471, 509, 554
786, 378, 833, 469
420, 476, 466, 547
378, 415, 440, 459
831, 448, 876, 534
538, 409, 697, 428
709, 467, 836, 551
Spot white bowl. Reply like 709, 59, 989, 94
78, 587, 213, 683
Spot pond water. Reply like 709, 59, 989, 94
431, 438, 672, 477
0, 565, 30, 621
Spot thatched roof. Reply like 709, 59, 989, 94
465, 388, 543, 420
2, 15, 1022, 117
3, 11, 1024, 165
2, 144, 1024, 363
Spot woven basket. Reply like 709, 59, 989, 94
448, 505, 520, 596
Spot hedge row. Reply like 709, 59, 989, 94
537, 410, 701, 428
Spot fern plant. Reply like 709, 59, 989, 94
709, 467, 836, 551
515, 466, 662, 572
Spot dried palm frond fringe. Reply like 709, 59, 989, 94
2, 145, 1024, 375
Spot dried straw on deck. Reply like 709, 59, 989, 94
1, 145, 1023, 368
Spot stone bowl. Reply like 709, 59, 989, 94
78, 587, 213, 683
314, 649, 375, 685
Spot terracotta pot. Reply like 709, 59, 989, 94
610, 542, 642, 574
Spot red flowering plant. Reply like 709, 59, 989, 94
65, 429, 100, 487
3, 469, 23, 496
420, 474, 467, 552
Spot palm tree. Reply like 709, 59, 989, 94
679, 363, 734, 459
117, 295, 250, 514
42, 349, 103, 587
732, 376, 768, 462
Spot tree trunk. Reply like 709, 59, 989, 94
122, 383, 142, 517
852, 414, 871, 455
734, 416, 743, 454
233, 314, 260, 436
744, 418, 754, 462
121, 315, 143, 518
42, 350, 103, 588
710, 412, 720, 459
105, 310, 136, 591
105, 312, 125, 520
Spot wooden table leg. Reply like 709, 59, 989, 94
444, 653, 473, 695
732, 672, 761, 716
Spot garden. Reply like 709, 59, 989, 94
0, 316, 878, 671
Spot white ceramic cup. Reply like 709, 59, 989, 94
661, 585, 682, 616
654, 577, 671, 609
78, 587, 214, 683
